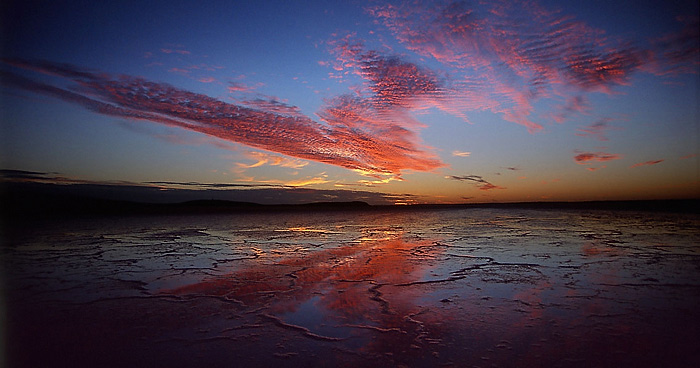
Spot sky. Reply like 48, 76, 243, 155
1, 0, 698, 205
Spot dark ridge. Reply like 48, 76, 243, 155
0, 183, 375, 224
1, 181, 697, 226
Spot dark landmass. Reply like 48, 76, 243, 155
1, 181, 698, 225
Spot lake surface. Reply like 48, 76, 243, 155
3, 207, 700, 367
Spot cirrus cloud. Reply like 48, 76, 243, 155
368, 0, 697, 131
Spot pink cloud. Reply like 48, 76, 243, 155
574, 151, 622, 164
329, 39, 446, 110
680, 153, 697, 160
227, 81, 262, 93
168, 67, 190, 75
367, 0, 695, 129
2, 59, 444, 179
630, 159, 664, 168
328, 38, 544, 131
370, 1, 646, 90
198, 77, 216, 83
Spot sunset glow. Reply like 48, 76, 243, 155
1, 0, 698, 204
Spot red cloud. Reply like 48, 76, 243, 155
330, 38, 543, 132
574, 152, 622, 164
630, 159, 664, 168
1, 59, 444, 179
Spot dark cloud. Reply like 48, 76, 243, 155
1, 170, 414, 205
145, 181, 285, 189
446, 174, 505, 191
447, 174, 488, 184
0, 169, 54, 180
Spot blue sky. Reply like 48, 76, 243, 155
1, 0, 698, 204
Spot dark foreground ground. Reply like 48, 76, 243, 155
3, 204, 700, 367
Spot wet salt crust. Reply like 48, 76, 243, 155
4, 208, 700, 367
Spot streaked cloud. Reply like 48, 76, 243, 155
573, 151, 622, 164
236, 151, 309, 170
1, 59, 445, 179
446, 174, 505, 191
145, 180, 282, 189
630, 159, 664, 168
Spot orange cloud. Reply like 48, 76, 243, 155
236, 151, 309, 170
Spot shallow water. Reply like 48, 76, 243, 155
3, 208, 700, 367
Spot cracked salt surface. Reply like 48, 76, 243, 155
4, 208, 700, 367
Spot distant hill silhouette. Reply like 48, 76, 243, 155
1, 181, 697, 224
